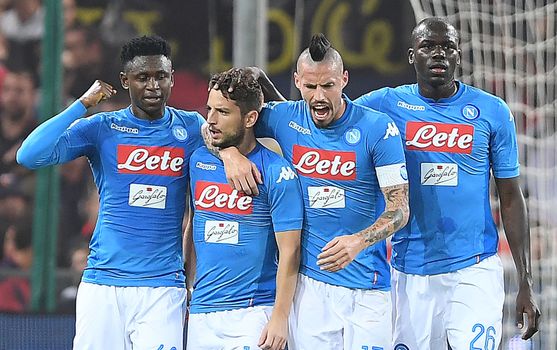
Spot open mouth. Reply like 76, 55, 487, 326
429, 63, 448, 74
144, 96, 162, 103
312, 105, 330, 120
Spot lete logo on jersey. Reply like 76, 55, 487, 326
405, 122, 474, 154
292, 145, 356, 180
195, 181, 253, 214
117, 145, 185, 176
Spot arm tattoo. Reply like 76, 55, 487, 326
201, 123, 221, 159
356, 183, 409, 245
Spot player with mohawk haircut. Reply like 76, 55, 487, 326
208, 34, 410, 350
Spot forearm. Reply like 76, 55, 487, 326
501, 193, 532, 283
356, 183, 409, 246
183, 211, 196, 290
257, 69, 286, 102
17, 100, 87, 168
272, 242, 300, 319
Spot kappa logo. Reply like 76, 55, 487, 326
397, 101, 425, 111
276, 166, 297, 183
383, 122, 400, 139
288, 121, 311, 135
196, 162, 217, 171
111, 123, 139, 134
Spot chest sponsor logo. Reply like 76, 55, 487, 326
128, 184, 167, 209
195, 181, 253, 214
111, 123, 139, 134
288, 120, 311, 135
292, 145, 356, 180
405, 122, 474, 154
397, 101, 425, 111
117, 145, 184, 176
420, 163, 458, 186
276, 166, 297, 183
196, 161, 217, 171
204, 220, 239, 244
307, 186, 345, 208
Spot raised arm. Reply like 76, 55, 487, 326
16, 80, 116, 168
495, 177, 540, 339
258, 229, 301, 350
317, 182, 409, 272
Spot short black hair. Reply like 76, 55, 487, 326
120, 35, 171, 68
308, 33, 331, 62
411, 17, 460, 44
209, 68, 263, 116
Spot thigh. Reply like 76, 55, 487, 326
446, 256, 504, 350
131, 287, 187, 350
344, 289, 392, 350
288, 275, 343, 350
187, 306, 271, 350
391, 269, 448, 350
73, 282, 128, 350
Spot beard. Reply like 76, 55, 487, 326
212, 126, 245, 150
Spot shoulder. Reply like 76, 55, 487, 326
168, 107, 205, 126
263, 100, 305, 114
460, 83, 511, 117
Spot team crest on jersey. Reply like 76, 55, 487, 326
394, 344, 409, 350
462, 104, 480, 120
344, 127, 361, 145
172, 126, 188, 141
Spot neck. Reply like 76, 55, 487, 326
418, 80, 458, 100
333, 97, 347, 122
236, 134, 257, 156
131, 105, 165, 121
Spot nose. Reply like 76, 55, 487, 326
146, 77, 160, 90
432, 45, 446, 58
314, 86, 326, 101
206, 109, 217, 124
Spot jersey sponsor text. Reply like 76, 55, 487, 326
117, 145, 185, 176
405, 122, 474, 154
292, 145, 356, 180
194, 181, 253, 214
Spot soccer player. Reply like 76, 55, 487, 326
355, 17, 541, 349
16, 35, 256, 350
185, 68, 303, 350
217, 34, 410, 349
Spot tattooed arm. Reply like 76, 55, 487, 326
316, 183, 409, 272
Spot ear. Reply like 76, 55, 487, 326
244, 110, 259, 129
294, 71, 301, 90
456, 49, 462, 66
408, 48, 415, 64
342, 70, 349, 89
170, 69, 175, 88
120, 72, 129, 90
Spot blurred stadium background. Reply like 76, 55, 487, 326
0, 0, 554, 349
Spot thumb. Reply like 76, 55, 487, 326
516, 307, 524, 329
258, 326, 268, 346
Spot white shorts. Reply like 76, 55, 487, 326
186, 305, 273, 350
73, 282, 186, 350
288, 274, 391, 350
392, 255, 504, 350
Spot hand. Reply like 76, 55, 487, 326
209, 67, 262, 92
79, 80, 117, 109
515, 281, 541, 340
317, 235, 366, 272
220, 147, 262, 196
258, 315, 288, 350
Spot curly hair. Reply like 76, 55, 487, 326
120, 35, 171, 68
209, 68, 263, 116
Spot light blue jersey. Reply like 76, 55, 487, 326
189, 144, 303, 313
355, 83, 519, 275
256, 96, 406, 290
17, 101, 205, 287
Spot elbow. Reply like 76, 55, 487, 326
16, 146, 38, 169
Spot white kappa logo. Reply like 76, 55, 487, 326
383, 122, 400, 139
276, 166, 297, 183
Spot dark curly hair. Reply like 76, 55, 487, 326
209, 68, 263, 116
120, 35, 171, 69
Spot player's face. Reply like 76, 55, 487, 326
409, 22, 461, 88
120, 55, 174, 120
206, 89, 246, 149
0, 72, 35, 120
294, 60, 348, 128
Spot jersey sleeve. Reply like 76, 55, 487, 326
264, 159, 304, 233
354, 87, 389, 111
490, 99, 520, 178
192, 112, 207, 150
17, 100, 99, 169
255, 101, 290, 139
368, 113, 408, 187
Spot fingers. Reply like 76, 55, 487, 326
522, 309, 541, 340
251, 163, 263, 184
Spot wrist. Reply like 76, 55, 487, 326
219, 146, 239, 160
